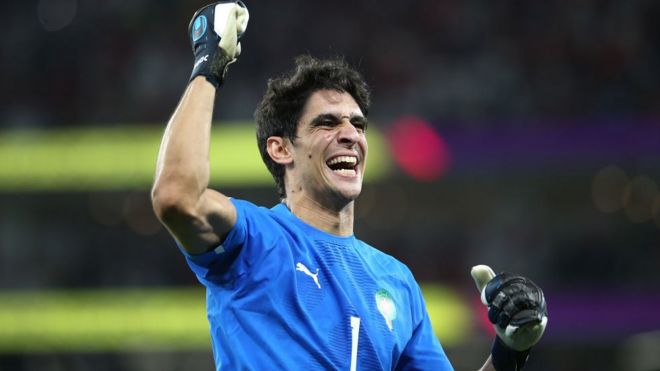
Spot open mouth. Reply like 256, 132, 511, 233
326, 155, 358, 176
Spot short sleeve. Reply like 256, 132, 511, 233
395, 283, 454, 370
177, 198, 263, 285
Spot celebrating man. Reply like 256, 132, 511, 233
151, 2, 547, 370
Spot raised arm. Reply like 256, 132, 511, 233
151, 1, 249, 255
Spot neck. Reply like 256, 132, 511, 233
284, 194, 355, 236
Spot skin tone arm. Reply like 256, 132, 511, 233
479, 356, 496, 371
151, 76, 237, 255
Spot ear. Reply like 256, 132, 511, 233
266, 136, 293, 165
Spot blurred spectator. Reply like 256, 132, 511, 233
2, 0, 659, 128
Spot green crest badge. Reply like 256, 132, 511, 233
375, 289, 397, 331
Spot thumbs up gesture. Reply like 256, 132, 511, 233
471, 265, 548, 370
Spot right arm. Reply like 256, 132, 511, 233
151, 1, 248, 255
151, 77, 236, 255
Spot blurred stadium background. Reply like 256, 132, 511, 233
2, 0, 660, 370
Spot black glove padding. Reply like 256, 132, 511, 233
188, 1, 249, 88
484, 273, 547, 333
472, 266, 548, 371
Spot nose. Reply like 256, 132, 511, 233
337, 119, 361, 146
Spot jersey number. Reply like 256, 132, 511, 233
350, 316, 361, 371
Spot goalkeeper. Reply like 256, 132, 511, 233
151, 2, 548, 370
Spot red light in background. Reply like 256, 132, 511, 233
473, 295, 496, 336
386, 116, 451, 181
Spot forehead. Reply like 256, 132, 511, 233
300, 89, 363, 122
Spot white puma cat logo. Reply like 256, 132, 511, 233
296, 262, 321, 289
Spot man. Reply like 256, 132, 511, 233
151, 2, 548, 370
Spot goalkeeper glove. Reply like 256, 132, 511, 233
471, 265, 548, 371
188, 1, 249, 88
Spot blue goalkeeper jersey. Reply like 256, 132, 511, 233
180, 198, 453, 370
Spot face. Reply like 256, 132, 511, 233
286, 89, 368, 207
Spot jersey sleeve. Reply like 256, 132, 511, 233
395, 281, 454, 370
177, 198, 268, 285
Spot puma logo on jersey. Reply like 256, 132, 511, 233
296, 262, 321, 289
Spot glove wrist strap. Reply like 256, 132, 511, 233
491, 336, 531, 371
190, 50, 234, 89
189, 74, 220, 89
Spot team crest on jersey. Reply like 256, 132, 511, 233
375, 289, 397, 331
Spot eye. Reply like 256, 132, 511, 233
312, 116, 339, 129
351, 119, 367, 133
322, 119, 337, 127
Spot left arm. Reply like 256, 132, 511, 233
471, 265, 548, 371
479, 357, 497, 371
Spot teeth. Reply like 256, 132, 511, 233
327, 156, 357, 165
332, 168, 357, 176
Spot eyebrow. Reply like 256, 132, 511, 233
309, 113, 369, 129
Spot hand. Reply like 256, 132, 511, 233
471, 265, 548, 370
188, 1, 249, 88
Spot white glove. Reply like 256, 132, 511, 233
188, 1, 250, 87
214, 2, 249, 61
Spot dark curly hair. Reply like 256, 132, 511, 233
254, 55, 371, 199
